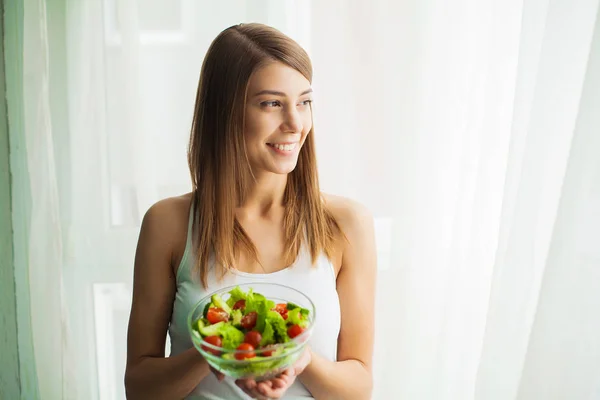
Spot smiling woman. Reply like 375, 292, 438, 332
12, 1, 600, 399
124, 23, 376, 400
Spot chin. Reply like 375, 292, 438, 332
270, 163, 298, 175
273, 167, 297, 175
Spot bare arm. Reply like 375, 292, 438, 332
299, 199, 377, 400
124, 200, 210, 399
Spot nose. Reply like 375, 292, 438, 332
281, 107, 303, 133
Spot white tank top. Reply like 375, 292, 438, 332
168, 210, 341, 399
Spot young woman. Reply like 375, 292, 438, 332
125, 23, 377, 400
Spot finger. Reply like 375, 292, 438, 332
261, 380, 273, 388
257, 382, 275, 397
258, 375, 296, 398
236, 378, 257, 391
249, 388, 267, 400
277, 369, 295, 385
270, 377, 288, 389
235, 380, 246, 390
258, 383, 287, 399
235, 380, 260, 398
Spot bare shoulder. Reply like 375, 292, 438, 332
142, 193, 191, 233
139, 192, 192, 267
144, 192, 191, 220
321, 192, 375, 270
322, 192, 374, 235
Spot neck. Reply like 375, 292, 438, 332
238, 172, 287, 218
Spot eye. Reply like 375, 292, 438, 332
298, 99, 313, 107
261, 100, 281, 108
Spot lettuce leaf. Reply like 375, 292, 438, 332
266, 310, 290, 343
245, 290, 275, 333
226, 286, 247, 308
287, 307, 309, 329
260, 319, 276, 346
198, 321, 244, 350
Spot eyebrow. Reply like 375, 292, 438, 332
253, 88, 313, 97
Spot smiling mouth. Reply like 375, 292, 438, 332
267, 142, 298, 152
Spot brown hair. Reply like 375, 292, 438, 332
187, 23, 341, 287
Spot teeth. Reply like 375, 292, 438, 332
271, 143, 297, 151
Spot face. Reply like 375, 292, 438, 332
244, 62, 313, 176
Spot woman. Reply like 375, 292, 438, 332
125, 23, 376, 400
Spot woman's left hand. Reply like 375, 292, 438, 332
235, 347, 312, 399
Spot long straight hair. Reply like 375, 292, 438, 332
187, 23, 341, 287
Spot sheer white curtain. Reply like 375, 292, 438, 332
21, 0, 74, 397
17, 0, 600, 399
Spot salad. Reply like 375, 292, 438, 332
192, 285, 311, 361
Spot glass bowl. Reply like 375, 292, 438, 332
187, 282, 315, 380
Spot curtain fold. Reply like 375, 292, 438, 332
22, 0, 74, 398
476, 1, 600, 399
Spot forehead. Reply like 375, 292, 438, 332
247, 62, 311, 95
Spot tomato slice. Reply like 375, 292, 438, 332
235, 343, 256, 360
241, 311, 257, 330
201, 335, 222, 356
288, 324, 304, 339
244, 331, 262, 348
206, 307, 229, 324
274, 303, 287, 312
232, 299, 246, 310
273, 303, 288, 320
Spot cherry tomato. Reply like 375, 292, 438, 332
288, 324, 304, 339
206, 307, 229, 324
233, 299, 246, 310
261, 344, 277, 357
235, 343, 256, 360
244, 331, 262, 348
273, 303, 288, 320
274, 303, 287, 312
241, 311, 257, 330
201, 335, 222, 356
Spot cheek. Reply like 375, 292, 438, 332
245, 112, 278, 142
244, 119, 266, 149
244, 133, 266, 159
301, 114, 312, 138
302, 108, 313, 129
